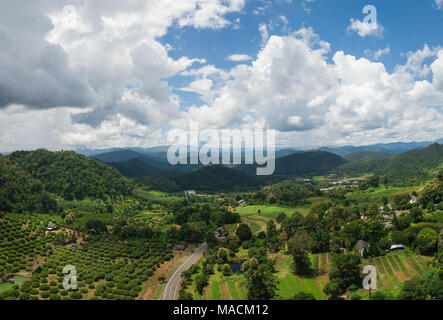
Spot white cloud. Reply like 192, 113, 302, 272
227, 54, 253, 61
347, 18, 384, 37
365, 46, 390, 60
259, 23, 269, 45
0, 2, 442, 151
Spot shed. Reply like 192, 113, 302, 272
389, 244, 405, 251
173, 244, 186, 251
46, 222, 58, 231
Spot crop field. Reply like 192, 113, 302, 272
235, 205, 310, 219
357, 250, 433, 298
202, 252, 331, 300
240, 215, 273, 234
204, 270, 248, 300
345, 185, 423, 204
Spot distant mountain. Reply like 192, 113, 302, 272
91, 149, 201, 173
319, 139, 443, 155
108, 158, 178, 178
336, 143, 443, 180
176, 165, 260, 192
237, 150, 346, 176
343, 151, 395, 162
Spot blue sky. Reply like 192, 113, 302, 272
163, 0, 443, 107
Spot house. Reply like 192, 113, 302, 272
46, 222, 58, 231
389, 244, 405, 251
185, 190, 196, 196
409, 196, 418, 204
384, 222, 393, 229
173, 244, 186, 251
355, 240, 370, 256
237, 199, 246, 206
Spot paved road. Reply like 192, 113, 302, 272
162, 243, 208, 300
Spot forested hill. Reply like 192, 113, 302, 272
7, 149, 132, 200
108, 158, 178, 178
176, 165, 260, 192
335, 143, 443, 180
237, 151, 346, 176
343, 151, 394, 162
0, 155, 57, 213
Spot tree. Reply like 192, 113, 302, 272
416, 228, 439, 255
194, 275, 209, 295
288, 232, 314, 276
278, 231, 288, 251
398, 278, 426, 300
323, 281, 341, 300
242, 258, 277, 300
221, 264, 232, 276
329, 254, 361, 291
266, 220, 277, 238
236, 224, 252, 242
217, 248, 230, 264
418, 179, 442, 207
410, 207, 424, 223
85, 219, 107, 234
291, 292, 315, 300
276, 212, 287, 224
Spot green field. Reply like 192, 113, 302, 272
356, 250, 432, 299
345, 185, 423, 203
274, 253, 329, 300
0, 276, 27, 294
235, 205, 310, 218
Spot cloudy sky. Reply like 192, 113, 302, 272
1, 0, 443, 152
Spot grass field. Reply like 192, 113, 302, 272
0, 276, 27, 294
345, 185, 424, 204
273, 253, 329, 300
235, 205, 310, 219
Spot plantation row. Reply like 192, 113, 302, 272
0, 215, 173, 300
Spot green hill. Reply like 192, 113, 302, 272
384, 143, 443, 180
343, 151, 394, 162
108, 158, 178, 178
335, 144, 443, 180
0, 155, 58, 213
238, 151, 345, 176
176, 165, 260, 192
8, 149, 132, 200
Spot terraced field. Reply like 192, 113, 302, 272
204, 273, 248, 300
357, 250, 433, 297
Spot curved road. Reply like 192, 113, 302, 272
162, 243, 208, 300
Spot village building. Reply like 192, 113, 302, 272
173, 244, 186, 251
46, 222, 58, 231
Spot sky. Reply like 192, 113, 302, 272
0, 0, 443, 152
